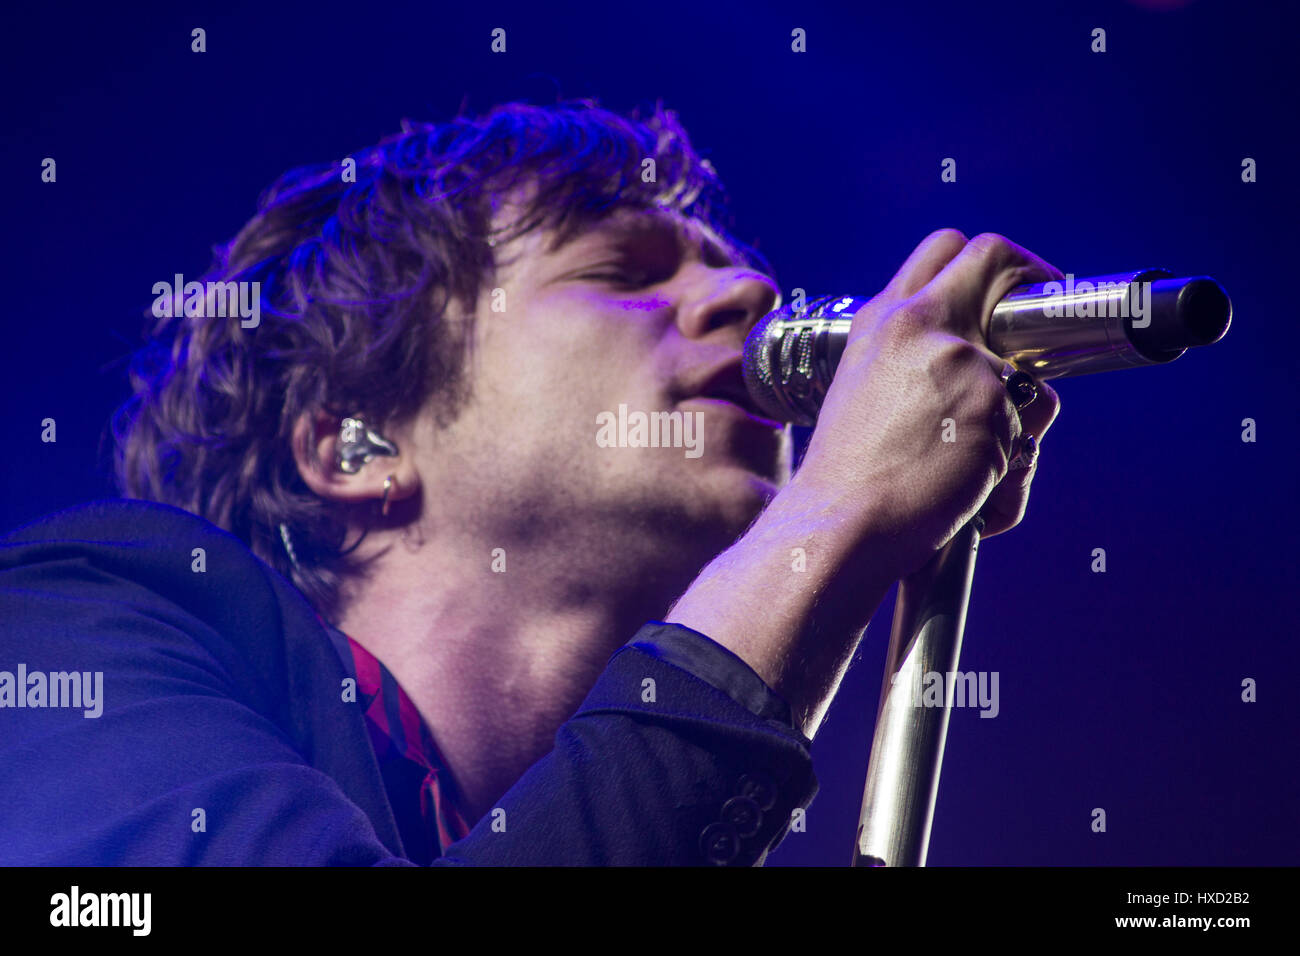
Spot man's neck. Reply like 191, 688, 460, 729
335, 519, 714, 826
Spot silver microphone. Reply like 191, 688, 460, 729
742, 269, 1232, 426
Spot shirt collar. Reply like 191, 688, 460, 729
318, 615, 473, 858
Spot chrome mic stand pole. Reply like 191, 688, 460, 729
851, 515, 983, 867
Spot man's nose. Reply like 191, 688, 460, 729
676, 267, 781, 344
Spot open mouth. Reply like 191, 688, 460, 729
689, 360, 783, 428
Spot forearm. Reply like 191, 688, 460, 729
667, 474, 901, 739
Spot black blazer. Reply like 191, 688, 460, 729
0, 499, 816, 865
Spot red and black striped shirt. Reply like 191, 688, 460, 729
322, 621, 472, 863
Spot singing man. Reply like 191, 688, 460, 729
0, 99, 1060, 865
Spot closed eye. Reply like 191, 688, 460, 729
577, 270, 652, 287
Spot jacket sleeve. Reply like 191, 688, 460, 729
0, 501, 415, 866
433, 622, 818, 866
0, 501, 817, 866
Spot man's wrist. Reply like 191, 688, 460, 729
666, 481, 896, 736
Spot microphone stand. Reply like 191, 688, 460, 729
851, 515, 983, 866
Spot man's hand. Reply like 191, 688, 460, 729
792, 228, 1063, 579
669, 230, 1064, 737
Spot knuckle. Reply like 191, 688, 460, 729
968, 232, 1017, 263
934, 341, 1013, 414
1003, 261, 1047, 291
938, 334, 991, 373
976, 430, 1011, 478
882, 298, 935, 340
984, 380, 1017, 427
927, 227, 968, 247
898, 288, 956, 331
968, 233, 1052, 290
973, 374, 1018, 441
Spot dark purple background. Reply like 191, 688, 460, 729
4, 0, 1296, 865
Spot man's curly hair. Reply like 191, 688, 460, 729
111, 98, 767, 622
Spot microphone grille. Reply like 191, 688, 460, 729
743, 295, 866, 427
742, 303, 812, 426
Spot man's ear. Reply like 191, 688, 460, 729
290, 410, 420, 507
